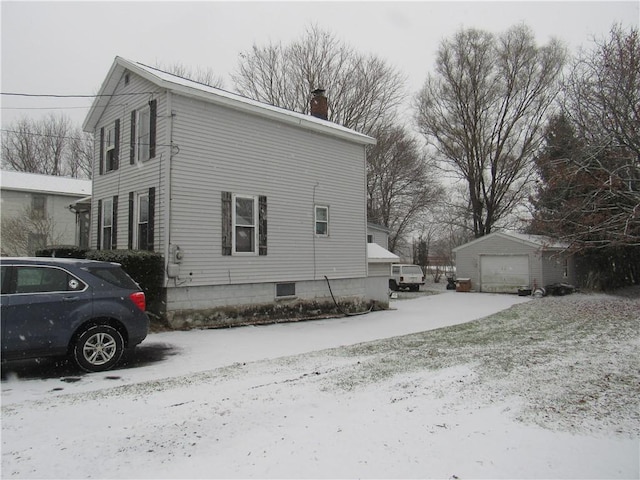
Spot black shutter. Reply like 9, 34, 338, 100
99, 128, 104, 175
96, 199, 102, 250
221, 191, 232, 255
130, 110, 136, 165
259, 195, 267, 256
128, 192, 134, 249
112, 195, 118, 249
149, 99, 157, 159
148, 187, 155, 251
113, 119, 120, 170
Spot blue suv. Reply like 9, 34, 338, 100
1, 257, 149, 372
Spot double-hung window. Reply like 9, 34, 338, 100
100, 119, 120, 174
136, 192, 150, 250
315, 205, 329, 236
137, 108, 150, 162
102, 198, 114, 250
31, 194, 46, 220
233, 194, 258, 254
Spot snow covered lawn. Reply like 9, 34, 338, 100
2, 289, 638, 478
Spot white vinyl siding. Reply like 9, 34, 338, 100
168, 93, 367, 286
90, 74, 164, 252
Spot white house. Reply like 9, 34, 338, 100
0, 170, 91, 255
83, 56, 379, 328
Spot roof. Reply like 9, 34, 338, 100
452, 231, 569, 252
367, 242, 400, 263
83, 57, 376, 147
0, 170, 92, 197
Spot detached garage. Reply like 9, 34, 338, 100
452, 232, 575, 293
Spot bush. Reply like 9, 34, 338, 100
36, 245, 88, 259
85, 250, 166, 320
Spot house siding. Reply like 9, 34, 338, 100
166, 93, 367, 287
90, 74, 165, 252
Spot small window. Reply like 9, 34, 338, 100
31, 194, 46, 220
233, 194, 258, 254
315, 205, 329, 236
367, 234, 373, 243
102, 198, 113, 250
27, 233, 46, 255
276, 282, 296, 297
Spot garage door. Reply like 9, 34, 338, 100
480, 255, 529, 293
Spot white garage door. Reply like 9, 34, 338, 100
480, 255, 530, 293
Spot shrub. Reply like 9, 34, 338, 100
36, 245, 88, 259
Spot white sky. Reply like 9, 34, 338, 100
1, 1, 638, 129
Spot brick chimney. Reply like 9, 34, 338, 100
310, 88, 328, 120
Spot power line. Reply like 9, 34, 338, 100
1, 92, 157, 98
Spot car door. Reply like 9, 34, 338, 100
1, 265, 91, 358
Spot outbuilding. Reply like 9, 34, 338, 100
452, 232, 575, 293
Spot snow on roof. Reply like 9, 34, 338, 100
0, 170, 92, 196
367, 242, 400, 263
84, 57, 376, 147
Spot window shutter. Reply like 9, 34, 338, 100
112, 195, 118, 249
96, 199, 102, 250
149, 99, 157, 159
221, 191, 232, 256
99, 128, 104, 175
128, 192, 134, 249
130, 110, 136, 165
259, 195, 267, 256
148, 187, 155, 251
113, 119, 120, 170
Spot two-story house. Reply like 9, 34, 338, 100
83, 57, 379, 328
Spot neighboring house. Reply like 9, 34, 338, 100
452, 231, 575, 293
366, 223, 398, 301
82, 56, 377, 328
0, 170, 91, 255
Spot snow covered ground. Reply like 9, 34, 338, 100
2, 286, 638, 479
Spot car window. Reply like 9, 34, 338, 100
85, 266, 140, 290
1, 266, 12, 294
14, 266, 86, 294
402, 266, 423, 275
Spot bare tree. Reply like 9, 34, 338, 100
367, 125, 443, 252
232, 24, 406, 135
0, 206, 65, 256
1, 114, 93, 178
154, 61, 225, 88
415, 24, 567, 238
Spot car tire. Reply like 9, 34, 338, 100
73, 325, 124, 372
389, 280, 398, 291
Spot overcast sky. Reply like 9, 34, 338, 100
1, 1, 638, 130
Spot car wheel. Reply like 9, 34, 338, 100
389, 280, 398, 291
73, 325, 124, 372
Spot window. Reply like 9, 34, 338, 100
101, 119, 120, 174
136, 192, 149, 250
222, 192, 266, 256
137, 108, 150, 162
31, 194, 46, 220
233, 195, 257, 254
102, 198, 113, 250
315, 205, 329, 236
276, 283, 296, 298
14, 266, 86, 294
27, 233, 46, 255
367, 234, 373, 243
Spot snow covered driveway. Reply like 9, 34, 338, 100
2, 290, 639, 479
